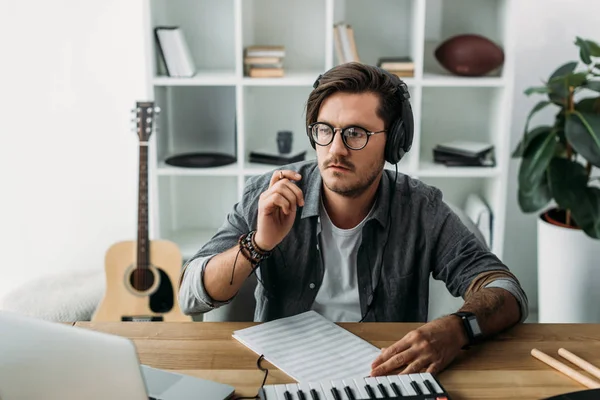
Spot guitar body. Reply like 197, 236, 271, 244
93, 239, 190, 322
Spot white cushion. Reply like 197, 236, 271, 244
0, 269, 105, 322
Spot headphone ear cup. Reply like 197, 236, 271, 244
401, 100, 414, 153
385, 118, 405, 165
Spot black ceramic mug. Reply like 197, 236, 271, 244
277, 130, 293, 154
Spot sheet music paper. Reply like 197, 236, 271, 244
232, 310, 381, 382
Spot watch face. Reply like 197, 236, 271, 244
467, 317, 482, 336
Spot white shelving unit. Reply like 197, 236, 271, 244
144, 0, 515, 263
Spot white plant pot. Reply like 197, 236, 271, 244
538, 212, 600, 323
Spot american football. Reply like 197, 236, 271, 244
434, 34, 505, 77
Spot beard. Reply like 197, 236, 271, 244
319, 156, 384, 198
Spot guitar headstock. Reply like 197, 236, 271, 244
133, 101, 160, 142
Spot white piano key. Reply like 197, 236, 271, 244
286, 383, 301, 400
309, 382, 326, 400
330, 379, 350, 400
363, 377, 384, 399
386, 375, 409, 396
298, 382, 313, 400
420, 373, 444, 394
375, 376, 394, 398
398, 375, 418, 396
410, 373, 431, 394
262, 385, 280, 400
319, 380, 337, 400
274, 383, 291, 400
348, 377, 371, 400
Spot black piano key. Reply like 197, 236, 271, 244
390, 382, 402, 397
297, 389, 307, 400
310, 388, 320, 400
410, 381, 423, 395
377, 383, 389, 398
423, 379, 436, 394
330, 387, 342, 400
364, 384, 377, 399
284, 390, 293, 400
344, 386, 356, 400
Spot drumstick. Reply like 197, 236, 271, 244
558, 348, 600, 381
531, 348, 600, 389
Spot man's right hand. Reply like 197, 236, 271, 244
254, 170, 304, 251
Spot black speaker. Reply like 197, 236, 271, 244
309, 67, 414, 165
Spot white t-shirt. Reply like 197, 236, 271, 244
310, 199, 375, 322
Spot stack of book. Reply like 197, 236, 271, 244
154, 26, 196, 77
333, 22, 360, 64
244, 46, 285, 78
433, 140, 496, 167
377, 57, 414, 78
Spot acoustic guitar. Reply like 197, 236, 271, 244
93, 101, 190, 322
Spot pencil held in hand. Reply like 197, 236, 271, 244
531, 348, 600, 389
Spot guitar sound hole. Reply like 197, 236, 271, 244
130, 269, 155, 291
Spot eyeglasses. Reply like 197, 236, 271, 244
308, 122, 386, 150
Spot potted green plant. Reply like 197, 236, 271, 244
513, 37, 600, 323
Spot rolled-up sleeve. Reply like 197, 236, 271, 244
177, 179, 261, 316
485, 278, 530, 323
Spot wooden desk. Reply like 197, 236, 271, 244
74, 321, 600, 399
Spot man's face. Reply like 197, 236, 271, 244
315, 92, 387, 198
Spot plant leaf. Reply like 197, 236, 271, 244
548, 158, 600, 238
548, 61, 578, 105
576, 97, 600, 113
518, 129, 557, 192
587, 40, 600, 57
523, 100, 552, 134
549, 72, 588, 88
518, 174, 552, 213
582, 80, 600, 93
525, 86, 551, 96
575, 36, 593, 65
512, 125, 552, 158
566, 111, 600, 167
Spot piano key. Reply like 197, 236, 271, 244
387, 375, 409, 396
397, 375, 418, 396
309, 383, 324, 400
420, 373, 444, 394
286, 383, 301, 400
261, 385, 279, 400
410, 381, 422, 395
409, 374, 430, 395
284, 391, 293, 400
330, 386, 342, 400
343, 385, 357, 400
375, 376, 395, 398
331, 380, 351, 400
298, 382, 313, 400
319, 380, 337, 400
364, 384, 377, 400
363, 377, 384, 399
275, 384, 291, 400
348, 378, 370, 400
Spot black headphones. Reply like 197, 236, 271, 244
309, 66, 414, 165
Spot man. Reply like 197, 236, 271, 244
179, 62, 528, 377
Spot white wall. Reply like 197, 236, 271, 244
503, 0, 600, 318
0, 1, 148, 300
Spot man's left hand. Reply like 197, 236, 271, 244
370, 315, 468, 376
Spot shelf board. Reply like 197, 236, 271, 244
421, 73, 506, 87
156, 160, 241, 176
165, 228, 217, 261
153, 70, 237, 86
417, 159, 501, 178
242, 70, 321, 86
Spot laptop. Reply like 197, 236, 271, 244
0, 311, 235, 400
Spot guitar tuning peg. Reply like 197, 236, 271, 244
146, 127, 151, 133
154, 106, 161, 115
146, 117, 152, 123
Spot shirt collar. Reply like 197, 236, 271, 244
301, 163, 392, 229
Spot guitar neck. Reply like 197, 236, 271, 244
137, 142, 150, 270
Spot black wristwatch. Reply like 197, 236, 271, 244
451, 312, 483, 349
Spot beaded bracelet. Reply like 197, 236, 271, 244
238, 230, 272, 267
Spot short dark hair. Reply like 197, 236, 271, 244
305, 62, 404, 130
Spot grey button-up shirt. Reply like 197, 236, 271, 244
179, 160, 528, 323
